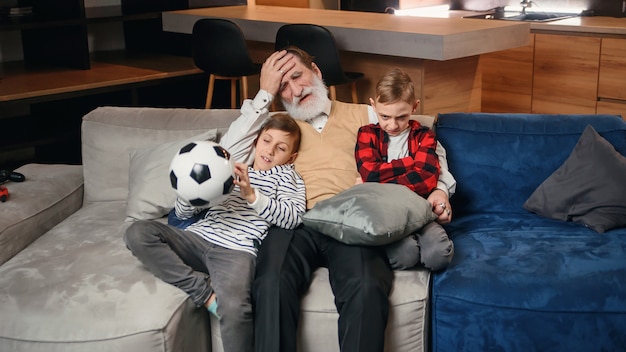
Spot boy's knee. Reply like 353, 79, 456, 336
123, 222, 141, 247
417, 222, 454, 271
123, 220, 153, 250
384, 235, 420, 270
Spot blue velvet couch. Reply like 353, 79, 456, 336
431, 113, 626, 352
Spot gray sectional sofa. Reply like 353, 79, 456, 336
2, 106, 624, 352
0, 106, 432, 352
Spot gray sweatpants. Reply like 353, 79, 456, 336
124, 220, 255, 352
384, 221, 454, 271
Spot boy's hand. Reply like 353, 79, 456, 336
234, 162, 256, 203
428, 188, 452, 224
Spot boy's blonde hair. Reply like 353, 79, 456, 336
375, 68, 415, 105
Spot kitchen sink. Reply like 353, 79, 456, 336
464, 11, 580, 22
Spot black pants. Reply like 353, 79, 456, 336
253, 224, 393, 352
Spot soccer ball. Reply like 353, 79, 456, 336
169, 141, 236, 206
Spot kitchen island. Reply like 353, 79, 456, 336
162, 5, 530, 114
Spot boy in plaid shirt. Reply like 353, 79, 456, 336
355, 68, 454, 271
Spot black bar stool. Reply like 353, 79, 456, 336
192, 19, 261, 109
275, 23, 365, 103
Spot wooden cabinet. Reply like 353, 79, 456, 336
481, 34, 534, 113
597, 38, 626, 118
597, 100, 626, 118
482, 33, 626, 118
532, 34, 600, 114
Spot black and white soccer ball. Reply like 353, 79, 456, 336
169, 141, 236, 206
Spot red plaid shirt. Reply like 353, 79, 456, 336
355, 120, 440, 197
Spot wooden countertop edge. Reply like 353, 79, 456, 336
162, 5, 531, 61
530, 16, 626, 35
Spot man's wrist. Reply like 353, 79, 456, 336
252, 90, 273, 110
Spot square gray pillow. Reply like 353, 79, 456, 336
523, 125, 626, 233
303, 183, 437, 245
125, 129, 218, 222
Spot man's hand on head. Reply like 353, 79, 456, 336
260, 50, 295, 97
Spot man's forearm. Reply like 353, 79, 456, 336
219, 90, 273, 164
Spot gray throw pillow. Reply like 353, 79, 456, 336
523, 125, 626, 233
303, 183, 437, 245
125, 129, 218, 222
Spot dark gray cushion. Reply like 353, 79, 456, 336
524, 125, 626, 233
303, 183, 436, 245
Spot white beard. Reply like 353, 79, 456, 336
282, 75, 331, 121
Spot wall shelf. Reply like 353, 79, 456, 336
0, 0, 218, 170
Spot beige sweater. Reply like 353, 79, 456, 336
295, 101, 369, 209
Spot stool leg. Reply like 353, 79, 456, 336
350, 82, 358, 103
329, 85, 337, 101
206, 74, 216, 109
230, 79, 237, 109
241, 76, 249, 104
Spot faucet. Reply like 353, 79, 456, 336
520, 0, 533, 14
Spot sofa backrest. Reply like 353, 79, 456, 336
81, 106, 241, 204
436, 113, 626, 216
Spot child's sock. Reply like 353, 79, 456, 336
207, 298, 221, 320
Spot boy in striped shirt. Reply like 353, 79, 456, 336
124, 113, 306, 352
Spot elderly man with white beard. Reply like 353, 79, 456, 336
223, 46, 456, 352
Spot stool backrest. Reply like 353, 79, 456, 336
192, 18, 257, 77
275, 24, 351, 86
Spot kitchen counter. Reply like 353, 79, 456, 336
401, 7, 626, 36
161, 5, 533, 113
162, 5, 530, 61
530, 16, 626, 35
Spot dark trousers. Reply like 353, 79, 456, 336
253, 224, 393, 352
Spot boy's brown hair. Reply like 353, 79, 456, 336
375, 68, 416, 105
257, 113, 302, 154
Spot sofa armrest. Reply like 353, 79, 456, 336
0, 163, 83, 265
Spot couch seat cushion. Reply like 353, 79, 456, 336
210, 267, 432, 352
432, 213, 626, 352
0, 201, 209, 352
0, 163, 83, 266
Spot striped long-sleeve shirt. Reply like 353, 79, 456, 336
175, 164, 306, 256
